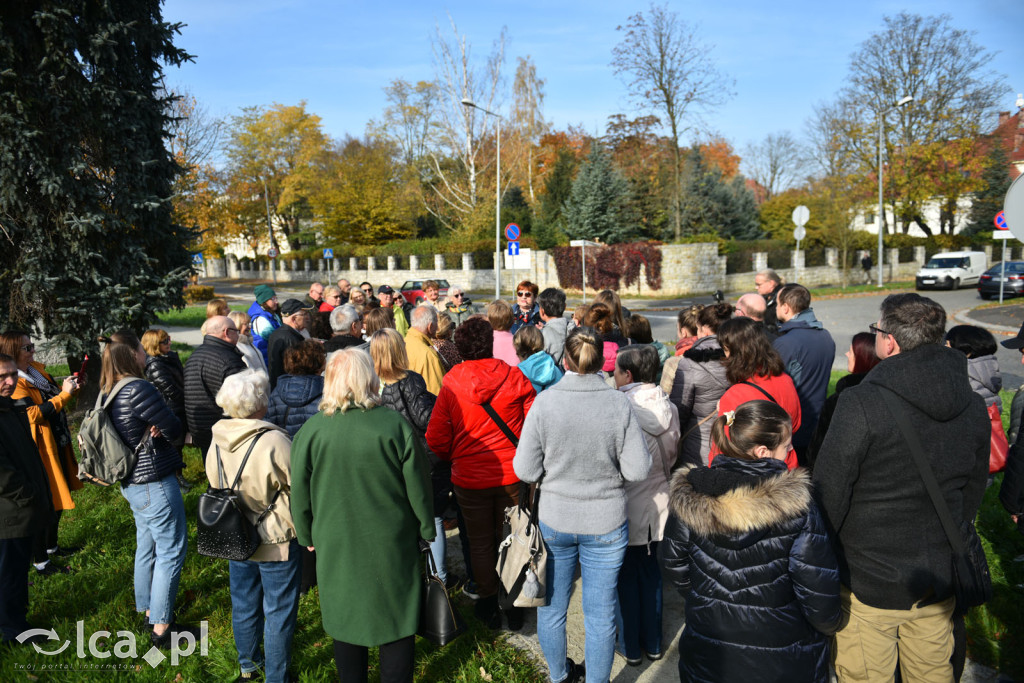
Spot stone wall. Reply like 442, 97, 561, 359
198, 242, 959, 296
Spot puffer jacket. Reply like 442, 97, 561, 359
107, 379, 183, 486
207, 418, 295, 562
669, 335, 729, 467
619, 382, 679, 545
662, 457, 840, 683
381, 371, 451, 512
425, 358, 535, 489
145, 352, 186, 428
183, 336, 247, 455
967, 354, 1002, 410
247, 300, 280, 363
266, 374, 324, 437
517, 351, 562, 394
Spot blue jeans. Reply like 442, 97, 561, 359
120, 474, 187, 625
228, 540, 302, 683
430, 516, 448, 582
537, 519, 628, 683
615, 543, 663, 659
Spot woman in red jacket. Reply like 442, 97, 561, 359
425, 316, 536, 631
711, 317, 801, 469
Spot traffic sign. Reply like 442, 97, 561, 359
1005, 174, 1024, 242
505, 223, 521, 242
792, 205, 810, 228
191, 253, 204, 265
508, 242, 520, 256
323, 248, 334, 259
268, 247, 278, 259
793, 226, 806, 241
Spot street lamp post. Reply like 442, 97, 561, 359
460, 98, 502, 300
876, 95, 913, 287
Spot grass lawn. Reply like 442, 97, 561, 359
156, 304, 247, 328
827, 369, 1024, 678
809, 280, 916, 298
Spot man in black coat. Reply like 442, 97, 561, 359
184, 315, 246, 456
754, 268, 783, 335
0, 353, 54, 644
813, 293, 989, 682
267, 299, 308, 389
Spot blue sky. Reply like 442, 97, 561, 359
162, 0, 1022, 172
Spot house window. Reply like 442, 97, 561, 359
865, 212, 875, 225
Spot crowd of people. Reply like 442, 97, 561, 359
0, 267, 1022, 683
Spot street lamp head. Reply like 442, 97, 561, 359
460, 98, 476, 108
896, 95, 914, 107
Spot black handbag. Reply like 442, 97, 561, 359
197, 430, 279, 561
879, 388, 993, 612
417, 542, 466, 646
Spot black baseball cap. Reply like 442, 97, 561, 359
1002, 322, 1024, 350
280, 299, 305, 317
378, 285, 395, 295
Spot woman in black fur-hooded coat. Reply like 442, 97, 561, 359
661, 400, 840, 683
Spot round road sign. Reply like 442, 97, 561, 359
994, 211, 1008, 230
504, 223, 521, 241
268, 247, 278, 259
1004, 175, 1024, 242
793, 226, 806, 242
792, 205, 810, 228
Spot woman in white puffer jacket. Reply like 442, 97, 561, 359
613, 345, 681, 666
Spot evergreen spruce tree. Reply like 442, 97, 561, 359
0, 2, 194, 359
534, 148, 576, 248
962, 144, 1011, 237
679, 147, 761, 239
562, 144, 635, 244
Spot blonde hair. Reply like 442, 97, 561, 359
320, 348, 380, 415
99, 330, 144, 393
487, 299, 513, 332
563, 326, 603, 374
370, 328, 409, 383
513, 325, 544, 361
216, 370, 270, 419
436, 312, 455, 340
141, 328, 169, 356
228, 311, 249, 338
363, 307, 395, 336
206, 298, 229, 319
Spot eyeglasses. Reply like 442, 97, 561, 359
160, 338, 171, 345
20, 344, 35, 352
452, 293, 463, 298
225, 327, 240, 334
869, 323, 888, 336
517, 291, 533, 298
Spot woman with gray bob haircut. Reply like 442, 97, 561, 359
208, 369, 300, 683
290, 349, 434, 683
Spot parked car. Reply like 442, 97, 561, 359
978, 261, 1024, 299
915, 251, 987, 290
400, 279, 450, 304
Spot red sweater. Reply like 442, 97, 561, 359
708, 373, 802, 469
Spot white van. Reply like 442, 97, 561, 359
915, 251, 987, 290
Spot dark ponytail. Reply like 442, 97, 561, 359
710, 400, 791, 461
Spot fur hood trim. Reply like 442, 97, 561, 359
669, 464, 811, 537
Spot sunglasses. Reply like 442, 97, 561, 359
160, 338, 171, 344
868, 323, 888, 336
517, 291, 533, 298
21, 343, 35, 352
452, 293, 463, 298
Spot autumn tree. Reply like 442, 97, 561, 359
563, 144, 635, 244
222, 102, 330, 250
842, 12, 1005, 235
314, 136, 417, 245
743, 131, 802, 200
612, 2, 734, 241
0, 1, 194, 358
605, 114, 672, 239
510, 56, 548, 203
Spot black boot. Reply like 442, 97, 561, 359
503, 606, 524, 631
473, 595, 501, 629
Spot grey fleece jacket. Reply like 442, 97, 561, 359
513, 371, 652, 535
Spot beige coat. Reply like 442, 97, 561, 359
405, 328, 446, 395
207, 418, 295, 561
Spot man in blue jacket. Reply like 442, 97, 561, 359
772, 284, 835, 466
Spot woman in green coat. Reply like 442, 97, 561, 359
290, 348, 434, 683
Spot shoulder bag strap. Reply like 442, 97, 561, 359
214, 445, 227, 489
481, 401, 519, 447
877, 386, 965, 554
98, 377, 143, 410
740, 380, 778, 404
229, 429, 270, 492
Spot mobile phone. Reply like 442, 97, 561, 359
77, 354, 89, 378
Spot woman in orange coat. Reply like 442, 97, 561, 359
0, 331, 83, 575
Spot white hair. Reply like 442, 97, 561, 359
411, 304, 438, 331
320, 348, 380, 415
330, 304, 362, 333
215, 369, 270, 419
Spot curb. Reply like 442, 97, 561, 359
953, 309, 1022, 335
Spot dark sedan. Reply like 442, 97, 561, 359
978, 262, 1024, 299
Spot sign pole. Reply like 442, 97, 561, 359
1000, 239, 1007, 304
